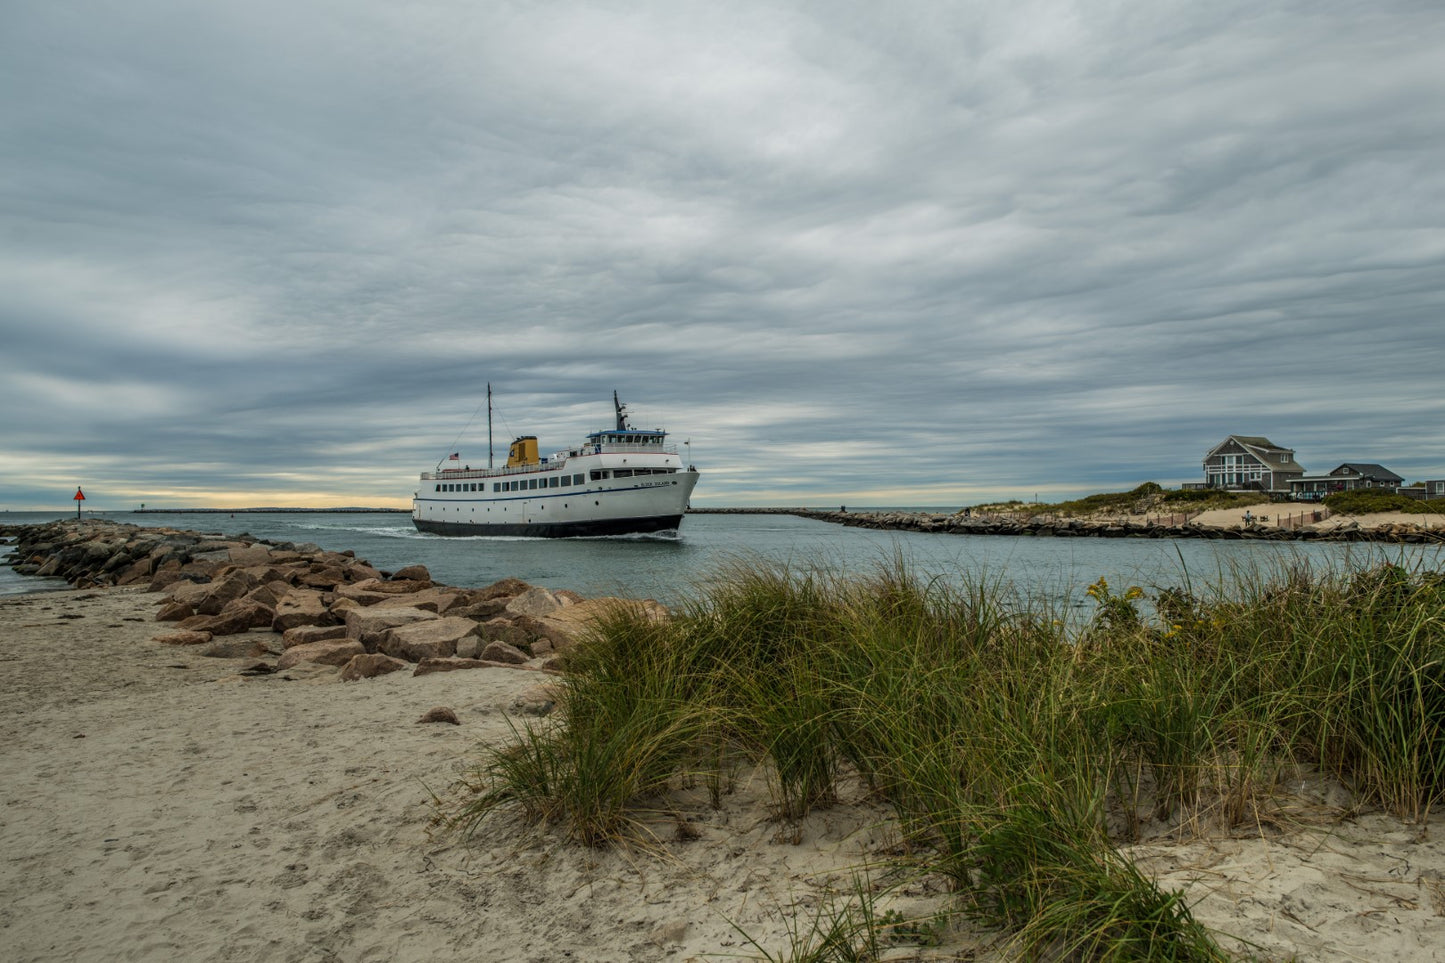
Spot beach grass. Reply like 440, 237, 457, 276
454, 553, 1445, 958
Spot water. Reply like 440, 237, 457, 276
4, 510, 1442, 608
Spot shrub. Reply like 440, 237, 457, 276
1324, 488, 1431, 514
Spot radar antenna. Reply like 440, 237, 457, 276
613, 390, 630, 431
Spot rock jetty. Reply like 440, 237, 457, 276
721, 509, 1444, 543
1, 519, 665, 684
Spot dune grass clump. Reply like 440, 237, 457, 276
966, 802, 1225, 961
454, 601, 721, 845
454, 552, 1445, 958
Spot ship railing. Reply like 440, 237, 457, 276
584, 442, 680, 456
421, 462, 573, 482
420, 444, 679, 481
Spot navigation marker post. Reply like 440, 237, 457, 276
74, 486, 86, 520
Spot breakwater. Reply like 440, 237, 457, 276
690, 508, 1445, 544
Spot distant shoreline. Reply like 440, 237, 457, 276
691, 506, 1445, 544
130, 507, 411, 514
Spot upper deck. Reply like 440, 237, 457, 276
420, 436, 678, 481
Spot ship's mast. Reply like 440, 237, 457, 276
613, 390, 629, 431
487, 383, 494, 469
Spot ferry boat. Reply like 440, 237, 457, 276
412, 390, 699, 537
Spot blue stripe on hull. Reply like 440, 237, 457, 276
412, 514, 684, 538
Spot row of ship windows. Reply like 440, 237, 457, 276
434, 467, 677, 493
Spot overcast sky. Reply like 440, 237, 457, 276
2, 0, 1442, 511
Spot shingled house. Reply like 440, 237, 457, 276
1201, 436, 1306, 493
1290, 463, 1404, 500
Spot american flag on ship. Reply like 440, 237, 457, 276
448, 452, 460, 461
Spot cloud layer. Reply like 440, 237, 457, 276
3, 0, 1442, 509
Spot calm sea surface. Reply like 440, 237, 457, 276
3, 510, 1442, 611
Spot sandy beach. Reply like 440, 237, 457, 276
4, 582, 1445, 961
1188, 504, 1445, 534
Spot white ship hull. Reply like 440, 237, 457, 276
411, 392, 699, 538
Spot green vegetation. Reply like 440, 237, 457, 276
968, 483, 1270, 519
1323, 488, 1445, 515
454, 556, 1445, 960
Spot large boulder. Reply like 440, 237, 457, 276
192, 572, 260, 615
385, 588, 469, 615
344, 561, 384, 582
234, 565, 300, 590
227, 544, 276, 567
478, 640, 530, 664
277, 639, 365, 670
243, 581, 288, 609
345, 577, 431, 597
370, 588, 461, 614
532, 598, 670, 652
298, 564, 348, 590
475, 618, 531, 648
147, 565, 191, 593
378, 617, 481, 662
165, 578, 220, 608
282, 624, 349, 648
332, 584, 395, 606
391, 564, 431, 583
178, 597, 275, 637
413, 658, 497, 677
475, 577, 531, 601
505, 587, 564, 619
339, 653, 410, 681
271, 590, 335, 632
115, 557, 157, 586
456, 597, 512, 620
155, 599, 196, 622
344, 606, 438, 652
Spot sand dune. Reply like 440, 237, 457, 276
3, 586, 1444, 961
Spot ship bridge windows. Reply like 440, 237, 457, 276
616, 468, 677, 478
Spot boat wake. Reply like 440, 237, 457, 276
286, 522, 427, 539
596, 530, 682, 542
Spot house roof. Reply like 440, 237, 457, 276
1205, 435, 1306, 474
1332, 463, 1403, 482
1230, 436, 1285, 451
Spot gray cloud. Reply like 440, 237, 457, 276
2, 0, 1443, 510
